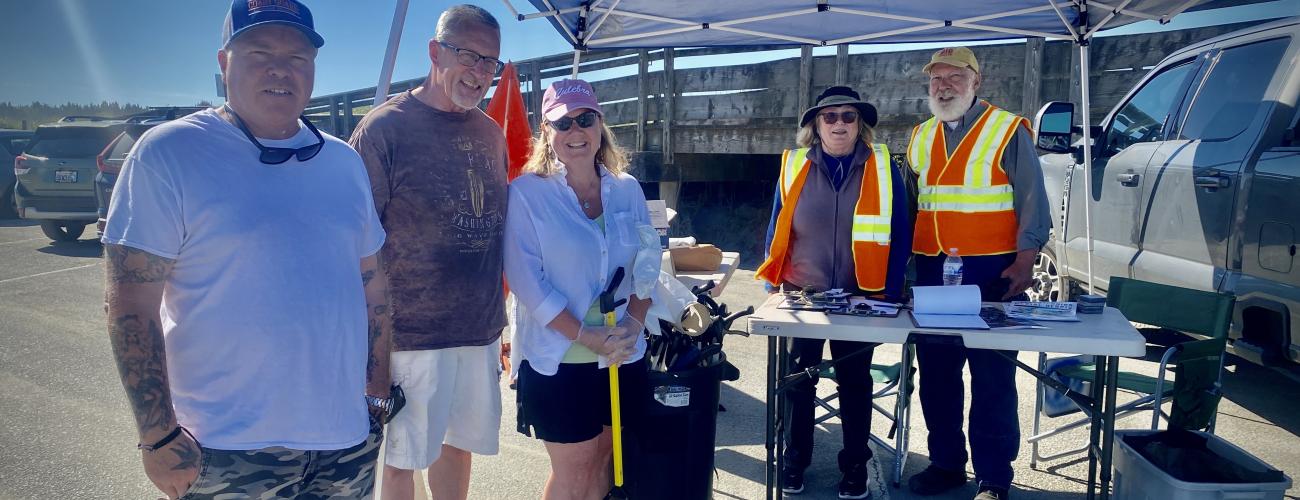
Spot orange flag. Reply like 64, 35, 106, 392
485, 62, 533, 181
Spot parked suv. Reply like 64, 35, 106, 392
0, 129, 34, 218
14, 121, 125, 241
94, 107, 203, 236
1032, 17, 1300, 366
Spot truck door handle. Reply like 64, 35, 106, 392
1116, 172, 1140, 186
1194, 174, 1231, 189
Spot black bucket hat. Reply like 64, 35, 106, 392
799, 86, 879, 128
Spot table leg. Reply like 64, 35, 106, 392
894, 341, 913, 487
766, 335, 776, 500
775, 336, 788, 497
1086, 355, 1107, 500
1100, 355, 1120, 500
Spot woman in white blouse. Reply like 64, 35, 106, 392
504, 79, 654, 499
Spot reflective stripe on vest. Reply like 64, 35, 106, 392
757, 144, 895, 291
908, 103, 1023, 256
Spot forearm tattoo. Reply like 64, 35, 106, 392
104, 245, 177, 438
109, 314, 175, 436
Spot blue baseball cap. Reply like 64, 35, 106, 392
222, 0, 325, 49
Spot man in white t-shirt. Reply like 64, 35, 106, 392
102, 2, 394, 498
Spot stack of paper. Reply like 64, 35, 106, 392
911, 286, 988, 329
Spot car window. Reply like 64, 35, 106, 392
1102, 60, 1196, 157
27, 128, 120, 159
1179, 37, 1290, 142
107, 133, 139, 162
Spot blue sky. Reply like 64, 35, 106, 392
0, 0, 1295, 107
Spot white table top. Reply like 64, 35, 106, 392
747, 295, 1145, 357
675, 251, 739, 297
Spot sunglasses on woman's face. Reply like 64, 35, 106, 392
549, 111, 599, 132
818, 111, 859, 125
226, 106, 325, 165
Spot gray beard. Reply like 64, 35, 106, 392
928, 93, 972, 122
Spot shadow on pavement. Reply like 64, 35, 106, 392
1220, 359, 1300, 436
0, 218, 36, 227
716, 383, 768, 447
36, 239, 102, 258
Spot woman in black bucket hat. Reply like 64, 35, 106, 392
756, 85, 913, 499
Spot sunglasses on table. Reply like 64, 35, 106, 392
549, 110, 599, 132
225, 106, 325, 165
438, 41, 504, 75
818, 111, 859, 125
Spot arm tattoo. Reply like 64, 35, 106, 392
105, 245, 175, 284
169, 438, 200, 470
109, 314, 175, 436
361, 269, 376, 287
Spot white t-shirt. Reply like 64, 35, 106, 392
101, 109, 385, 450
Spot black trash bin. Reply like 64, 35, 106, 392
627, 353, 740, 500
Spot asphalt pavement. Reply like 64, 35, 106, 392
0, 219, 1296, 499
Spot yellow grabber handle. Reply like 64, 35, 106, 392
606, 310, 625, 488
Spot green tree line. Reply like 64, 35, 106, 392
0, 101, 210, 130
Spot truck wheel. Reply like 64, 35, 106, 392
1028, 247, 1066, 302
0, 185, 15, 219
40, 221, 86, 242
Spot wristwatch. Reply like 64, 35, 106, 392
365, 394, 394, 414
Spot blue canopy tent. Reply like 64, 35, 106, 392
484, 0, 1257, 296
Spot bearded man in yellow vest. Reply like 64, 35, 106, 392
905, 47, 1052, 500
756, 86, 912, 499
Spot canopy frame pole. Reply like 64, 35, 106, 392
374, 0, 411, 107
584, 0, 623, 43
1085, 0, 1132, 38
500, 0, 522, 19
1050, 0, 1099, 295
539, 0, 582, 45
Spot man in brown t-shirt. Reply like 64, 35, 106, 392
347, 5, 507, 500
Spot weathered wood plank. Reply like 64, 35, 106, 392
663, 48, 676, 164
1022, 37, 1045, 118
798, 46, 812, 122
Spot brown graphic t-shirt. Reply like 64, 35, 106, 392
349, 91, 507, 351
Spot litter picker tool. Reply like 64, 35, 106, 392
600, 267, 630, 499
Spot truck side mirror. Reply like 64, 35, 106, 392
1034, 101, 1075, 154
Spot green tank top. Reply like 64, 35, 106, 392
563, 214, 606, 364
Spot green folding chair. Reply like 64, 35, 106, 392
812, 352, 916, 467
1029, 277, 1234, 467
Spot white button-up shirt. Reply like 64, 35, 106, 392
504, 164, 652, 376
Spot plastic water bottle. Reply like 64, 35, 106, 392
942, 248, 964, 286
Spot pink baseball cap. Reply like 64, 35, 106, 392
542, 79, 603, 122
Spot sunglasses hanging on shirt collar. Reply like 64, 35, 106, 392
224, 105, 325, 165
549, 110, 599, 132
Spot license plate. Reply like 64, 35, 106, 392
55, 170, 77, 183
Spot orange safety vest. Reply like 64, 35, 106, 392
907, 102, 1028, 257
756, 144, 893, 292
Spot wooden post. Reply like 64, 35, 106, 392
660, 48, 678, 209
329, 95, 341, 137
342, 93, 354, 139
1022, 37, 1045, 117
662, 48, 675, 164
636, 50, 648, 152
530, 62, 543, 130
836, 44, 849, 86
798, 46, 813, 121
1069, 45, 1082, 123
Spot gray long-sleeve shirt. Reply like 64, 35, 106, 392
935, 98, 1052, 251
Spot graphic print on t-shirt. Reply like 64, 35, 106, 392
450, 135, 504, 253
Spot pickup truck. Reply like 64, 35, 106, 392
1031, 17, 1300, 366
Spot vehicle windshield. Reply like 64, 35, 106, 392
26, 128, 121, 159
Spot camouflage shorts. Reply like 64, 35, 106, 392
180, 416, 382, 499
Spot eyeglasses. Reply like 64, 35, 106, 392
549, 111, 599, 132
225, 106, 324, 165
438, 41, 503, 75
818, 111, 859, 125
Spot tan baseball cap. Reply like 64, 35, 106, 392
923, 46, 980, 74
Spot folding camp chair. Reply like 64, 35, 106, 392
1029, 277, 1234, 467
811, 351, 916, 465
